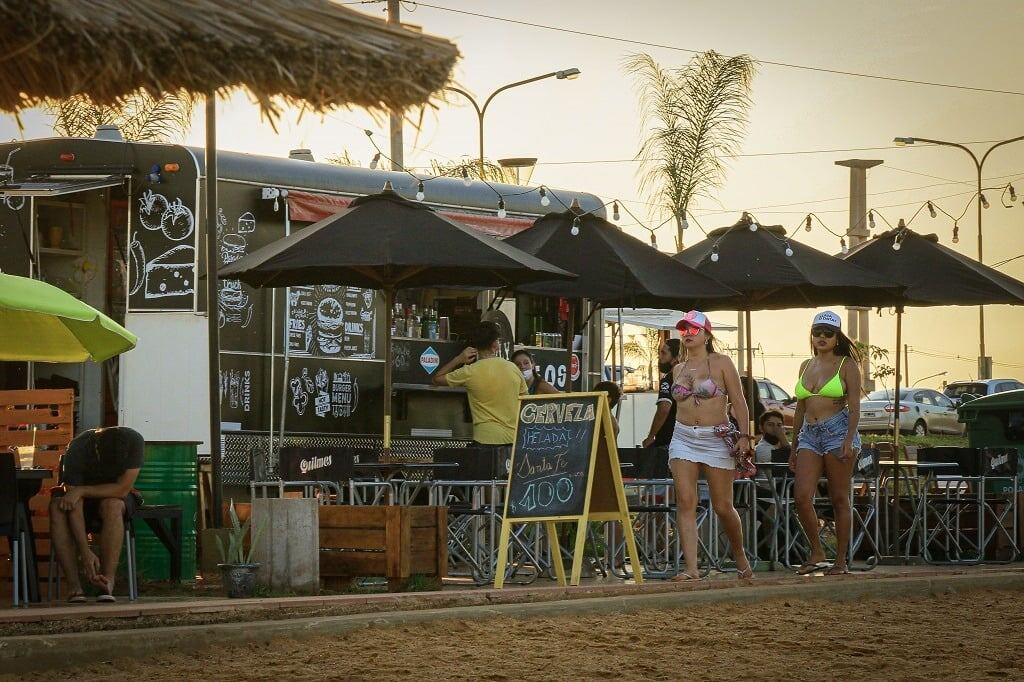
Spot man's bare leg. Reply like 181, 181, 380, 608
94, 498, 126, 594
49, 498, 98, 598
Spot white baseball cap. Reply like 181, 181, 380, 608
812, 310, 842, 330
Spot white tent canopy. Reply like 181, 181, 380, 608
603, 308, 738, 332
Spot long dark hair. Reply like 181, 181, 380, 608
511, 349, 539, 380
811, 328, 862, 363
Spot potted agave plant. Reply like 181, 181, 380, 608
216, 499, 265, 598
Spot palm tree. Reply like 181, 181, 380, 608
47, 91, 194, 142
430, 158, 518, 185
625, 51, 755, 250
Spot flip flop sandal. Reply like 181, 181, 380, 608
737, 567, 754, 580
826, 566, 851, 576
96, 593, 117, 603
670, 572, 704, 582
67, 593, 88, 604
796, 562, 831, 575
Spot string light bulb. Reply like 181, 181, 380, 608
570, 216, 581, 236
612, 201, 620, 221
805, 215, 812, 232
749, 220, 759, 232
681, 216, 689, 230
461, 166, 472, 187
840, 237, 848, 254
497, 198, 507, 219
539, 187, 550, 207
868, 210, 875, 230
784, 243, 794, 257
927, 201, 936, 218
980, 193, 990, 209
415, 180, 425, 202
1010, 185, 1018, 202
369, 152, 381, 170
952, 221, 960, 244
710, 245, 720, 262
649, 232, 657, 248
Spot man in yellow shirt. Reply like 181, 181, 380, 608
434, 321, 528, 445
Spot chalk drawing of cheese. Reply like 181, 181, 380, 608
145, 244, 195, 298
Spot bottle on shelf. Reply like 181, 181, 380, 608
410, 304, 421, 338
394, 303, 406, 337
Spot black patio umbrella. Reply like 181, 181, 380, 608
505, 208, 739, 307
219, 186, 576, 451
504, 207, 739, 395
674, 216, 903, 432
843, 226, 1024, 556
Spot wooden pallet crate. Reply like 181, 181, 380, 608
319, 505, 447, 592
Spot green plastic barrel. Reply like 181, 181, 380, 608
133, 441, 199, 581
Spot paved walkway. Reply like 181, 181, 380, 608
2, 564, 1019, 626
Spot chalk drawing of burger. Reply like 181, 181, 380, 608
316, 297, 344, 354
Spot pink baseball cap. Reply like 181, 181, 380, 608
676, 310, 713, 335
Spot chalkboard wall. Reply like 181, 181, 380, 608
506, 394, 600, 519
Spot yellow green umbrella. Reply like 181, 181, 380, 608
0, 273, 137, 362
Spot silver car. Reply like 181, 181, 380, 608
859, 388, 964, 436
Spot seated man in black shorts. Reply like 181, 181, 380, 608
50, 427, 144, 602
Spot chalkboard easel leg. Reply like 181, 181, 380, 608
545, 522, 566, 586
621, 514, 644, 586
493, 521, 513, 589
569, 520, 589, 586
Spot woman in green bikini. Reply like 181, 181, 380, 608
790, 310, 863, 576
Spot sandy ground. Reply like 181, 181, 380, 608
12, 587, 1024, 681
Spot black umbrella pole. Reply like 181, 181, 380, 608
892, 307, 903, 557
745, 310, 755, 438
205, 96, 223, 528
383, 288, 395, 457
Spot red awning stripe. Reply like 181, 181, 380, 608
286, 189, 534, 238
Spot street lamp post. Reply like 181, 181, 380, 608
894, 134, 1024, 379
911, 371, 947, 388
448, 68, 580, 177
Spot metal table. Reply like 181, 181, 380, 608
352, 462, 460, 504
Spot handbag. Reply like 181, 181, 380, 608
712, 423, 756, 480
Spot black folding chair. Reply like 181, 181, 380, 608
1, 452, 30, 607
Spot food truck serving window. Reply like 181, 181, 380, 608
0, 174, 124, 197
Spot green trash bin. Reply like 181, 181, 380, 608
959, 389, 1024, 494
133, 441, 199, 581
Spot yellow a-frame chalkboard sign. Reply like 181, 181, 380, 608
494, 392, 643, 588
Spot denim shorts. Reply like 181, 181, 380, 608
798, 409, 861, 457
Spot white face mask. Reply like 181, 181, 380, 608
521, 369, 534, 381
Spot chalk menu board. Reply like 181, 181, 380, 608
219, 352, 271, 432
286, 285, 378, 359
506, 394, 601, 519
128, 185, 198, 311
216, 186, 287, 353
277, 356, 384, 435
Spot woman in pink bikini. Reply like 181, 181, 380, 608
669, 310, 754, 580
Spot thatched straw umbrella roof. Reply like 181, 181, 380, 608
0, 0, 460, 117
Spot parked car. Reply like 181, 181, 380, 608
859, 388, 964, 436
755, 377, 796, 427
943, 379, 1024, 406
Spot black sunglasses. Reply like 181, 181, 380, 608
811, 327, 836, 338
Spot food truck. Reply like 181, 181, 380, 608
0, 132, 605, 484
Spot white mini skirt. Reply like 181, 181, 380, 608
668, 422, 735, 470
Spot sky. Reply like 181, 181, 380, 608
4, 0, 1023, 392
